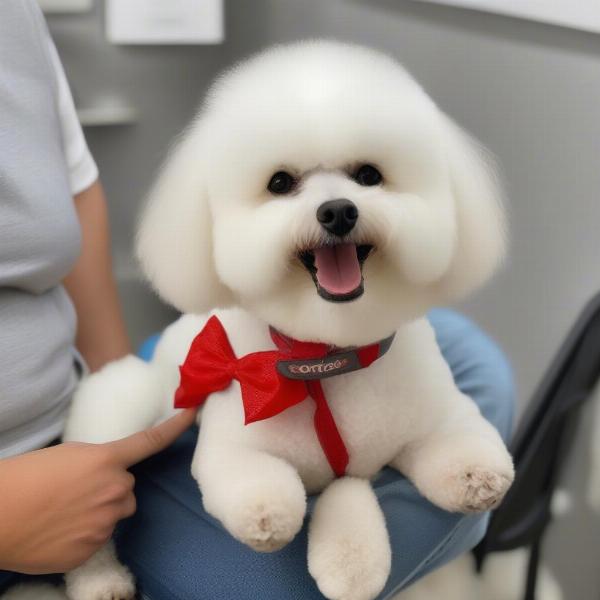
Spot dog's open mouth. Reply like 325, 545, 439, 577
298, 243, 373, 302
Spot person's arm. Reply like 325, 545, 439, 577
63, 180, 131, 371
0, 409, 197, 574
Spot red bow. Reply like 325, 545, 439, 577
174, 316, 350, 476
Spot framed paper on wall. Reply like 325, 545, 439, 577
413, 0, 600, 34
106, 0, 224, 45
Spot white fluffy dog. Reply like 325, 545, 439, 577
62, 41, 514, 600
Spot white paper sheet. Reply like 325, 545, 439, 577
106, 0, 224, 45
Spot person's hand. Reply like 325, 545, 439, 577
0, 408, 197, 574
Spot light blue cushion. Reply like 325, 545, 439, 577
115, 309, 514, 600
137, 333, 162, 363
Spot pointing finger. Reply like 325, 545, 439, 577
105, 408, 197, 467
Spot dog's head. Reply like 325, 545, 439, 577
137, 41, 505, 346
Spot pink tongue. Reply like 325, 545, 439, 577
313, 244, 362, 294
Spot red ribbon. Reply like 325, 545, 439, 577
175, 316, 353, 475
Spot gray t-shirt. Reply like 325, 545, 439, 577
0, 0, 98, 458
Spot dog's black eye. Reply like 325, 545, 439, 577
268, 171, 296, 195
353, 164, 383, 187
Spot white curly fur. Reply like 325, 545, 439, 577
64, 543, 135, 600
61, 41, 514, 600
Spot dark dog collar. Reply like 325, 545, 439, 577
270, 328, 395, 381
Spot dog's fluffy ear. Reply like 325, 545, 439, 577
436, 115, 507, 300
136, 124, 232, 313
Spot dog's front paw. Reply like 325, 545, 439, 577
417, 437, 514, 513
309, 536, 389, 600
447, 465, 513, 512
197, 449, 307, 553
223, 490, 306, 552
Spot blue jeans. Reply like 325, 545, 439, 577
0, 310, 514, 598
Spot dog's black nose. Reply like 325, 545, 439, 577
316, 199, 359, 237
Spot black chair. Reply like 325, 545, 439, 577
473, 291, 600, 599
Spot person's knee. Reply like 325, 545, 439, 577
401, 513, 489, 589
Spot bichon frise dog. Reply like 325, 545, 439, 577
62, 40, 514, 600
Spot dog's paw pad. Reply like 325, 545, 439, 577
452, 467, 513, 512
229, 500, 303, 552
309, 537, 389, 600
